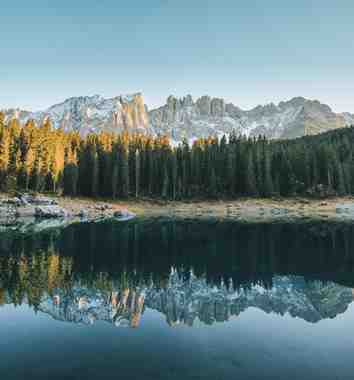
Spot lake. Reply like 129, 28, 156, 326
1, 218, 354, 380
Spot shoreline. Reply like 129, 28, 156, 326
5, 193, 354, 220
63, 195, 354, 219
2, 193, 354, 233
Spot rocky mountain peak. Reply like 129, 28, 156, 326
2, 93, 354, 141
149, 94, 354, 142
2, 93, 150, 135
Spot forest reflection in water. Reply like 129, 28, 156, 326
1, 219, 354, 328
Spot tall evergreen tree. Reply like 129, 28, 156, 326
135, 149, 140, 198
245, 150, 258, 196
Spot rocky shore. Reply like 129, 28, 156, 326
0, 193, 136, 233
2, 192, 354, 233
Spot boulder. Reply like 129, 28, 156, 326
94, 204, 111, 211
35, 206, 69, 219
21, 194, 58, 206
77, 209, 89, 218
0, 206, 16, 224
15, 207, 37, 218
113, 209, 136, 221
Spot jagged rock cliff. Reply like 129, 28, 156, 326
3, 94, 354, 140
149, 95, 354, 141
3, 93, 150, 135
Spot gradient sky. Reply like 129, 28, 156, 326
1, 0, 353, 112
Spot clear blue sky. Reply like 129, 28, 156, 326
1, 0, 353, 112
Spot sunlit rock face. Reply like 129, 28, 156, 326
3, 93, 150, 136
33, 272, 354, 328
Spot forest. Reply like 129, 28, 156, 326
0, 111, 353, 199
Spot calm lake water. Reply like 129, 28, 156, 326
1, 219, 354, 380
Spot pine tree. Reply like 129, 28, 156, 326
227, 146, 236, 196
245, 150, 258, 196
162, 166, 169, 198
6, 143, 20, 192
91, 150, 99, 197
29, 153, 41, 192
171, 153, 178, 200
63, 163, 78, 196
112, 161, 119, 199
263, 147, 274, 196
135, 149, 140, 198
121, 146, 130, 197
209, 167, 217, 198
0, 125, 10, 189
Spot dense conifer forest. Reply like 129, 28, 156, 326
0, 111, 353, 199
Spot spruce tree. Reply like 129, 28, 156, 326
245, 150, 258, 197
135, 149, 140, 198
121, 146, 130, 197
91, 150, 99, 197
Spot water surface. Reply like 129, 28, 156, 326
1, 219, 354, 380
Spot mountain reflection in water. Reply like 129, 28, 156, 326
1, 219, 354, 328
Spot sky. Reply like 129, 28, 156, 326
0, 0, 353, 112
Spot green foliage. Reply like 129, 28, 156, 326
1, 115, 354, 199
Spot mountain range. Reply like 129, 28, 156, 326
3, 94, 354, 141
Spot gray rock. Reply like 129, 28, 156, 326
196, 96, 211, 116
15, 207, 36, 218
210, 98, 225, 117
35, 205, 69, 218
149, 95, 353, 142
19, 196, 31, 206
113, 209, 136, 221
3, 93, 150, 136
0, 205, 17, 225
21, 194, 58, 206
77, 209, 89, 218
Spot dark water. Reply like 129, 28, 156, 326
1, 219, 354, 380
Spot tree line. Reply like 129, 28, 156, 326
1, 111, 354, 198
